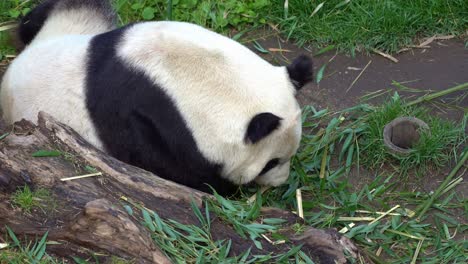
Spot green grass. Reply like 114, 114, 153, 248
1, 0, 467, 56
270, 0, 468, 54
11, 185, 56, 214
0, 0, 38, 60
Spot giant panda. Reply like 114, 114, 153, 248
1, 0, 314, 196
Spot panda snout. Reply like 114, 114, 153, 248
254, 163, 290, 186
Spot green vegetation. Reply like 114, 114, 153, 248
1, 227, 131, 264
271, 0, 468, 53
115, 0, 270, 33
0, 0, 35, 59
1, 227, 62, 264
11, 185, 56, 213
360, 92, 466, 177
0, 0, 35, 22
250, 87, 467, 263
122, 196, 315, 263
1, 0, 467, 56
116, 85, 466, 263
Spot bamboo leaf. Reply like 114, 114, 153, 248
190, 198, 207, 227
32, 150, 62, 157
310, 2, 325, 17
142, 209, 156, 232
339, 132, 354, 161
346, 144, 355, 173
316, 64, 327, 84
262, 218, 288, 225
5, 226, 20, 247
123, 205, 133, 215
0, 132, 9, 140
314, 45, 335, 56
253, 41, 269, 54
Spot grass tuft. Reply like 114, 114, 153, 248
359, 92, 466, 177
11, 185, 56, 214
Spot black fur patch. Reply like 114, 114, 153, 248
259, 158, 279, 176
85, 25, 239, 196
18, 0, 56, 46
18, 0, 116, 46
287, 55, 314, 90
245, 113, 281, 144
54, 0, 116, 23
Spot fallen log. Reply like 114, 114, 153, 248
0, 112, 370, 263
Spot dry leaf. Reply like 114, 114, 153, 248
434, 35, 454, 40
419, 36, 435, 47
373, 49, 398, 63
268, 48, 292, 52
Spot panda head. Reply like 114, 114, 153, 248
226, 55, 313, 187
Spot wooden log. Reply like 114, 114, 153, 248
0, 112, 370, 263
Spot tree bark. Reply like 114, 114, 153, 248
0, 112, 370, 263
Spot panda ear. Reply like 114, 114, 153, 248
287, 54, 314, 90
245, 113, 282, 144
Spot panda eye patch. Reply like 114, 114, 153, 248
259, 158, 280, 176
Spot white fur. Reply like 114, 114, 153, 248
1, 20, 302, 186
1, 35, 103, 149
31, 7, 115, 45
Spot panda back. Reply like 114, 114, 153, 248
0, 35, 104, 149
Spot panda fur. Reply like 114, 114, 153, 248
1, 0, 314, 195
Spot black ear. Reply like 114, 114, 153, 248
245, 113, 282, 144
287, 54, 314, 90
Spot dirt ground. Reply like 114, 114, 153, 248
252, 36, 467, 115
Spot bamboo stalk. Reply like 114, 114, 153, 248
319, 145, 328, 179
296, 189, 304, 219
346, 60, 372, 93
337, 216, 375, 221
415, 150, 468, 220
411, 239, 424, 264
60, 172, 102, 181
386, 229, 425, 240
338, 222, 355, 233
167, 0, 172, 20
369, 205, 400, 225
406, 82, 468, 106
